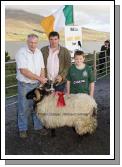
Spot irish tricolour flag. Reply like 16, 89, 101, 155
40, 5, 73, 34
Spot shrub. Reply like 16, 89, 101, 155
5, 51, 10, 62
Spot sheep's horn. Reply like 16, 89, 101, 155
38, 84, 44, 89
34, 89, 41, 102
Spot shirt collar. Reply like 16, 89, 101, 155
26, 46, 38, 54
48, 44, 60, 50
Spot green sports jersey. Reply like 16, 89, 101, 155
66, 64, 95, 94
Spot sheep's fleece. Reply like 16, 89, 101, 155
36, 93, 97, 135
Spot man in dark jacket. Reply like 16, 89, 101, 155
99, 40, 110, 73
41, 31, 71, 92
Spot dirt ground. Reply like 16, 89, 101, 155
5, 75, 110, 155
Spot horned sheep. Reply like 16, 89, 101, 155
26, 83, 97, 136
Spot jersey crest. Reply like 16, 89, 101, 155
82, 70, 88, 77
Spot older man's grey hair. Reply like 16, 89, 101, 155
27, 34, 39, 39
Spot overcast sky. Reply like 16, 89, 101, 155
6, 5, 110, 32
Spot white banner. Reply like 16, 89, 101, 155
65, 26, 82, 61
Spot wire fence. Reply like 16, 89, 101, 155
5, 50, 110, 107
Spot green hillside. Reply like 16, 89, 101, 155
5, 9, 110, 42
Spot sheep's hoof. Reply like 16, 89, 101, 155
51, 129, 56, 137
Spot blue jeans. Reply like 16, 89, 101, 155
17, 81, 43, 132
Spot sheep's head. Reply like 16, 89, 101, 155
44, 80, 59, 92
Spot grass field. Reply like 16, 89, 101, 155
5, 62, 17, 97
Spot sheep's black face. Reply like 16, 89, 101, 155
26, 80, 57, 103
43, 80, 59, 92
44, 80, 52, 90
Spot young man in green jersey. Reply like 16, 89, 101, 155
66, 50, 95, 97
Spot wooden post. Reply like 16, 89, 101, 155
93, 50, 97, 81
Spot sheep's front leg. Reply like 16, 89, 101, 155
72, 127, 76, 132
51, 129, 56, 137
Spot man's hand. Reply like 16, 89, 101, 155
20, 68, 48, 84
55, 75, 63, 83
38, 77, 48, 84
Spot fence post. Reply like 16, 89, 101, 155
93, 50, 97, 81
105, 50, 107, 75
